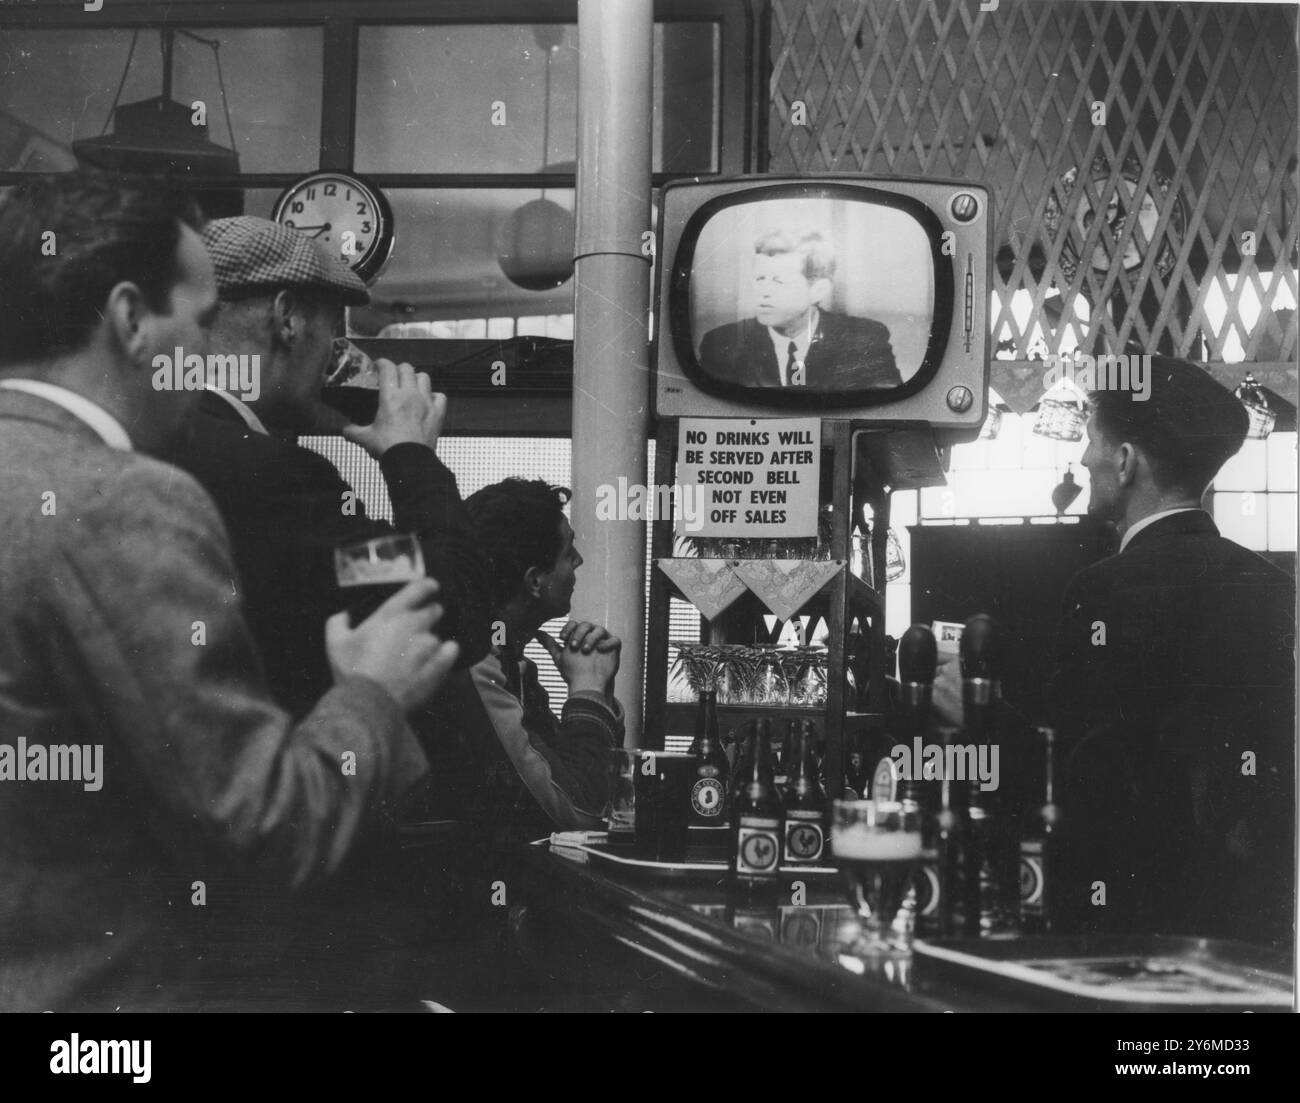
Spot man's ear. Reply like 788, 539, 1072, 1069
104, 281, 150, 363
809, 276, 832, 309
522, 564, 547, 600
1116, 442, 1140, 487
272, 288, 304, 346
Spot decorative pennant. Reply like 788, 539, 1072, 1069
732, 559, 843, 623
656, 559, 747, 622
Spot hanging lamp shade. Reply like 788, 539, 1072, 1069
73, 97, 239, 178
497, 197, 575, 291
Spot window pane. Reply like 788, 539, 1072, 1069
348, 188, 576, 337
355, 23, 718, 174
1213, 491, 1268, 549
189, 187, 576, 330
0, 28, 323, 174
1215, 438, 1267, 491
1267, 432, 1298, 492
1267, 494, 1297, 552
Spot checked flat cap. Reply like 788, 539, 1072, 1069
202, 216, 370, 305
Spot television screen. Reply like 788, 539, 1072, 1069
688, 196, 934, 392
655, 176, 991, 429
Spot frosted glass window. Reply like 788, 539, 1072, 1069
1267, 495, 1297, 552
1215, 439, 1268, 492
1267, 433, 1298, 492
1213, 491, 1269, 548
354, 23, 718, 175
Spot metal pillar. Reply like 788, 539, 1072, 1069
571, 0, 653, 746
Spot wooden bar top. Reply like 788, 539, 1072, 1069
508, 842, 1031, 1012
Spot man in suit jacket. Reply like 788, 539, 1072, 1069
0, 172, 459, 1011
1048, 357, 1295, 949
698, 229, 902, 390
165, 217, 489, 720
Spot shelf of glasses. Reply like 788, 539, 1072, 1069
664, 702, 885, 727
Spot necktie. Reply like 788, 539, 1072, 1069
784, 341, 798, 387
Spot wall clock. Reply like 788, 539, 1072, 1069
271, 171, 395, 283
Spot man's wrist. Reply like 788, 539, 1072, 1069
568, 678, 608, 697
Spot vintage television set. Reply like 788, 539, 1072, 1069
653, 175, 992, 430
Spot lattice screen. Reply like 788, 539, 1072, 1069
768, 0, 1299, 405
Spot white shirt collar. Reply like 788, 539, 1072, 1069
1119, 506, 1203, 552
204, 385, 269, 436
0, 378, 132, 451
766, 308, 820, 386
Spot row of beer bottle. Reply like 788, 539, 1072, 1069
688, 693, 830, 884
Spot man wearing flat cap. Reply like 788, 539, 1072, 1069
1048, 356, 1295, 949
163, 218, 494, 1006
167, 216, 490, 719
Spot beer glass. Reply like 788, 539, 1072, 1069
632, 751, 695, 862
322, 338, 381, 424
608, 748, 637, 842
830, 799, 922, 955
334, 533, 425, 626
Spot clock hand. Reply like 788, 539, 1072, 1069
289, 223, 332, 237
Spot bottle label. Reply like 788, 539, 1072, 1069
870, 755, 898, 801
691, 777, 725, 818
915, 852, 940, 918
782, 811, 824, 863
1020, 839, 1044, 910
735, 819, 782, 876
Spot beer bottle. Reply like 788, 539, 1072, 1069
1019, 725, 1061, 934
782, 720, 827, 865
729, 720, 784, 889
687, 690, 729, 827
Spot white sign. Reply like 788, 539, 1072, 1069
676, 417, 821, 538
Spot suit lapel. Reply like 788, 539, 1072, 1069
743, 319, 782, 386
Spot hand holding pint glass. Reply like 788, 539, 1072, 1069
324, 563, 460, 714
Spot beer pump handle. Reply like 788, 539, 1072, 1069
899, 624, 938, 685
958, 613, 1001, 682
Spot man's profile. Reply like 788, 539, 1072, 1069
697, 229, 902, 390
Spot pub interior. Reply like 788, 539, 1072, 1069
0, 0, 1296, 1016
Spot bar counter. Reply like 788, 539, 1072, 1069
504, 841, 1029, 1012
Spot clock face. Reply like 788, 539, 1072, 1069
271, 172, 394, 282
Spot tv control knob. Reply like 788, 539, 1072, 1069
951, 192, 979, 222
947, 385, 974, 413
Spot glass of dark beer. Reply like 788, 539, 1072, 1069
334, 533, 425, 626
632, 751, 695, 862
830, 799, 922, 956
322, 338, 381, 424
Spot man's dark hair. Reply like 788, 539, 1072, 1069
1088, 355, 1248, 497
0, 171, 203, 365
465, 478, 573, 610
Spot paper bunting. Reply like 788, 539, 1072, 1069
731, 559, 843, 622
656, 559, 747, 622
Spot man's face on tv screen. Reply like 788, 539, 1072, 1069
752, 251, 823, 333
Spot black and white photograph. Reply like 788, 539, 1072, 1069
0, 0, 1296, 1063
